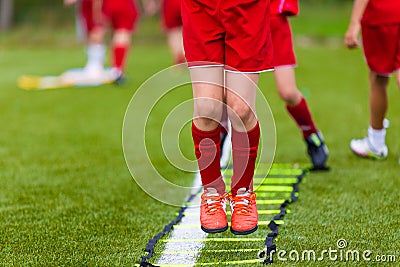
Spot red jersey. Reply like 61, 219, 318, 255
361, 0, 400, 26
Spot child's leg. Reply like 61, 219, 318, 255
274, 67, 328, 169
86, 28, 106, 66
368, 72, 389, 149
225, 71, 259, 235
191, 67, 228, 234
225, 72, 259, 196
350, 71, 389, 158
166, 27, 185, 65
274, 67, 317, 138
369, 71, 389, 130
191, 67, 225, 194
111, 29, 132, 73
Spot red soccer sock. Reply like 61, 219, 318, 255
286, 97, 317, 139
112, 44, 129, 71
192, 122, 225, 194
231, 122, 260, 196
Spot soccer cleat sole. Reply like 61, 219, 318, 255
230, 225, 258, 235
201, 225, 228, 234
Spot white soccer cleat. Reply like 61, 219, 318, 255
350, 137, 388, 160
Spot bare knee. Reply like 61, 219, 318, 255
113, 30, 132, 46
228, 101, 254, 129
277, 87, 302, 105
370, 71, 389, 89
194, 99, 223, 129
88, 27, 105, 44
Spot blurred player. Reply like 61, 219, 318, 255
269, 0, 328, 170
344, 0, 400, 159
64, 0, 139, 84
182, 0, 273, 235
161, 0, 185, 65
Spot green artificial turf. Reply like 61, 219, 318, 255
0, 3, 399, 266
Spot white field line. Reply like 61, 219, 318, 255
156, 172, 207, 266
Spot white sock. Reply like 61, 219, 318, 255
86, 44, 106, 70
368, 126, 386, 150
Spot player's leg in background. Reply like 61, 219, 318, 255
350, 71, 389, 159
274, 67, 316, 139
270, 15, 328, 169
111, 29, 132, 81
161, 0, 185, 65
368, 72, 389, 149
166, 27, 185, 65
85, 27, 106, 76
108, 0, 139, 83
80, 0, 107, 78
274, 67, 328, 169
369, 72, 389, 130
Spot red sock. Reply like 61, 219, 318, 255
112, 44, 129, 71
192, 122, 225, 194
231, 122, 260, 196
286, 97, 317, 138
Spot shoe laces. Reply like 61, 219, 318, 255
202, 189, 226, 215
230, 189, 255, 216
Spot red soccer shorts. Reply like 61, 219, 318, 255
181, 0, 273, 72
362, 24, 400, 76
161, 0, 182, 30
270, 15, 296, 68
80, 0, 139, 32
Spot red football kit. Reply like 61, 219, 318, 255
181, 0, 273, 72
80, 0, 139, 32
361, 0, 400, 75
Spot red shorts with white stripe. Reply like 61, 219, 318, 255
362, 23, 400, 75
161, 0, 182, 30
182, 0, 273, 72
271, 15, 296, 68
80, 0, 139, 32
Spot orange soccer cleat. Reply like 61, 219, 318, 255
200, 188, 228, 233
229, 188, 258, 235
